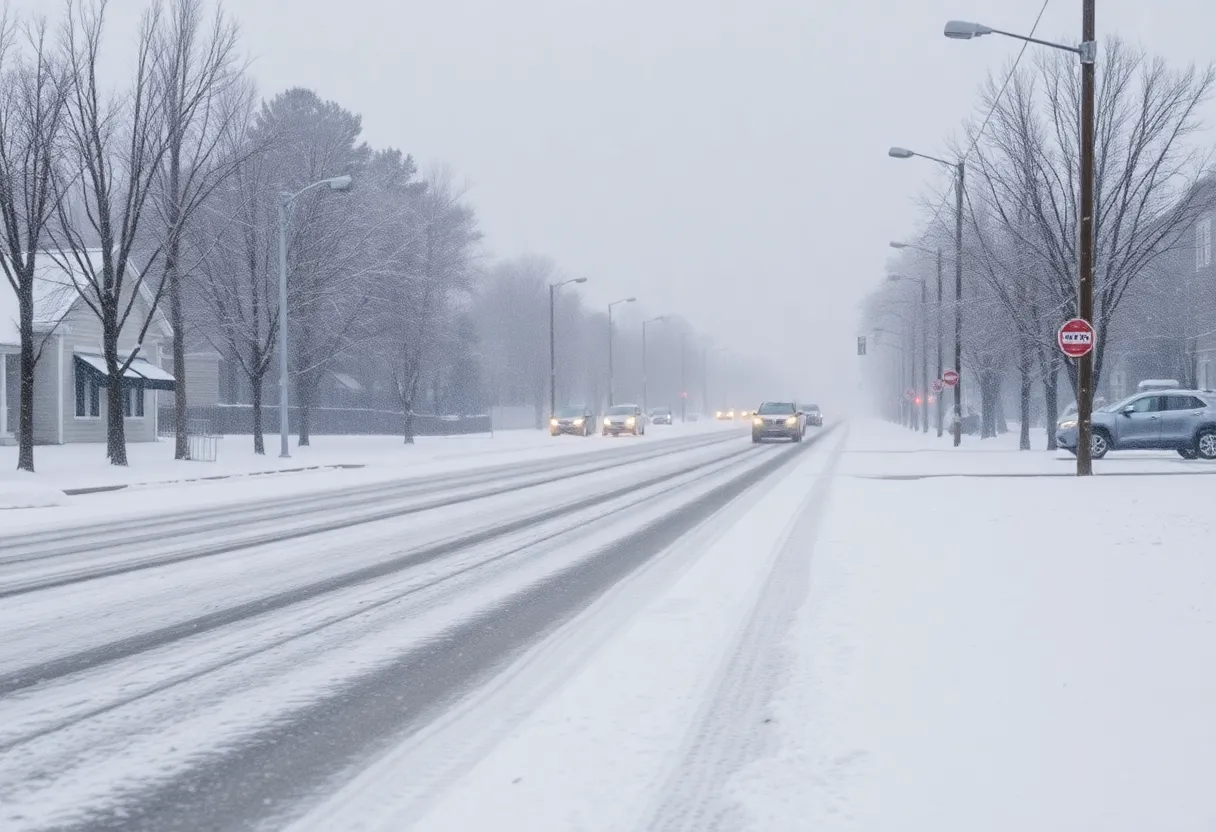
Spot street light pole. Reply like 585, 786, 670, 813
936, 247, 944, 437
549, 277, 588, 419
607, 297, 636, 407
953, 161, 965, 447
889, 147, 965, 445
680, 333, 687, 423
941, 14, 1097, 473
277, 174, 353, 459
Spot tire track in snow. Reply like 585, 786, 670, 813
0, 437, 759, 699
40, 437, 821, 832
0, 431, 743, 598
645, 424, 848, 831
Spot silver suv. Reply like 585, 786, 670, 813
1056, 390, 1216, 460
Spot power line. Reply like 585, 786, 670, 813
913, 0, 1053, 240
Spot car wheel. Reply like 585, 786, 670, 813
602, 429, 609, 437
752, 434, 761, 443
1179, 448, 1199, 460
1091, 429, 1110, 460
1196, 428, 1216, 460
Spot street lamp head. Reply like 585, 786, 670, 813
889, 241, 909, 249
888, 147, 915, 159
625, 297, 637, 303
944, 20, 993, 40
573, 277, 588, 284
326, 175, 354, 191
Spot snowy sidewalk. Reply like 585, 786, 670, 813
0, 422, 734, 510
731, 420, 1216, 830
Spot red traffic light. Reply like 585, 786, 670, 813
681, 391, 687, 398
914, 396, 923, 405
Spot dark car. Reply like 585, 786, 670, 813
550, 405, 595, 436
650, 407, 673, 425
804, 404, 823, 427
751, 401, 805, 443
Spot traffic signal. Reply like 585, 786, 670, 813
857, 335, 867, 356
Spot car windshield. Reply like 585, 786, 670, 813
806, 404, 820, 411
757, 402, 795, 415
607, 405, 634, 415
554, 407, 584, 418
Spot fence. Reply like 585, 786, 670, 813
158, 416, 220, 461
158, 404, 493, 437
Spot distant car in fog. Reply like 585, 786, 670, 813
751, 401, 805, 443
603, 404, 647, 436
650, 407, 673, 425
715, 409, 735, 421
804, 404, 823, 427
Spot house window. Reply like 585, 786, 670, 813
1197, 216, 1212, 271
123, 386, 145, 418
75, 363, 100, 418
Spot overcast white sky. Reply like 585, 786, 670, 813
21, 0, 1216, 404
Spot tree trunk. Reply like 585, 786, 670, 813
995, 394, 1009, 435
402, 401, 415, 444
17, 291, 36, 472
102, 323, 129, 464
1019, 348, 1032, 451
1043, 365, 1060, 451
298, 381, 312, 446
251, 373, 265, 455
165, 188, 189, 460
979, 370, 997, 439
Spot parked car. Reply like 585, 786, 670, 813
550, 405, 596, 436
804, 404, 823, 427
1056, 389, 1216, 459
650, 406, 673, 425
603, 403, 647, 436
751, 401, 805, 443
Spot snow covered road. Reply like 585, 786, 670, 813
0, 424, 837, 830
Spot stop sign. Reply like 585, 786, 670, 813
941, 369, 959, 387
1057, 318, 1095, 358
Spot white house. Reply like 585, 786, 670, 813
0, 250, 176, 445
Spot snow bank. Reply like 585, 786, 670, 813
0, 480, 66, 509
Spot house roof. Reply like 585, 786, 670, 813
0, 250, 172, 347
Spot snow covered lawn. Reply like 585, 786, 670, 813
0, 421, 732, 497
734, 420, 1216, 830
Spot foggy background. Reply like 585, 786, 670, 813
19, 0, 1216, 413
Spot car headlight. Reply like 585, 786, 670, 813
715, 411, 722, 417
550, 418, 559, 427
1058, 419, 1078, 429
626, 416, 635, 426
604, 417, 612, 426
573, 418, 584, 426
753, 417, 763, 426
785, 416, 797, 426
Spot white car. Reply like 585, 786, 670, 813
603, 404, 647, 436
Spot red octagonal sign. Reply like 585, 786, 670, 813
1058, 318, 1095, 358
941, 369, 959, 387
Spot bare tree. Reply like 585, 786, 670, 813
50, 0, 170, 465
188, 120, 277, 453
153, 0, 249, 459
968, 40, 1215, 407
0, 14, 67, 472
376, 166, 479, 443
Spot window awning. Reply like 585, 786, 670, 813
74, 354, 177, 391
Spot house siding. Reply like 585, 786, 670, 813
58, 300, 165, 445
162, 351, 221, 406
32, 336, 60, 444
